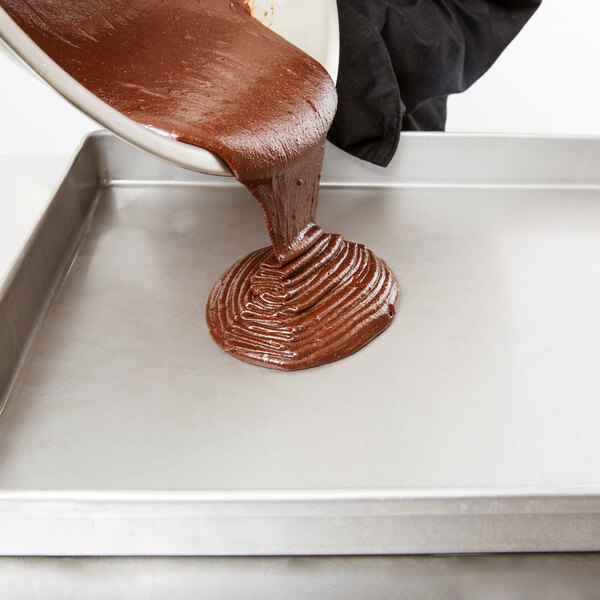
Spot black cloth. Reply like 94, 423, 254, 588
328, 0, 542, 166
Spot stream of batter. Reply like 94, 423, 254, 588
3, 0, 399, 369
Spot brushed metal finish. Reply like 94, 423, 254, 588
3, 554, 600, 599
1, 132, 600, 555
0, 144, 99, 414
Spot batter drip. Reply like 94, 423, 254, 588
2, 0, 399, 369
207, 226, 398, 369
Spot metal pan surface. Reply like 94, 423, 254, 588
2, 554, 600, 598
1, 132, 600, 555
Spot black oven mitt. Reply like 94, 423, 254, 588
327, 0, 542, 166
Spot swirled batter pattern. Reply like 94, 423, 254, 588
207, 226, 399, 370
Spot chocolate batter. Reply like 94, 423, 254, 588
3, 0, 399, 369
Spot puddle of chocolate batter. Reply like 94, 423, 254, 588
3, 0, 399, 369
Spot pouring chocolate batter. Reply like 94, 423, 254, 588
2, 0, 399, 369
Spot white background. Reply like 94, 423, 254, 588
0, 0, 599, 157
446, 0, 600, 136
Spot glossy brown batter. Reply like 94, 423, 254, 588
3, 0, 399, 369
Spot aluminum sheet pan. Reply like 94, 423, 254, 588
3, 554, 600, 599
1, 132, 600, 556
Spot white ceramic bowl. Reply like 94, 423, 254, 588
0, 1, 339, 176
